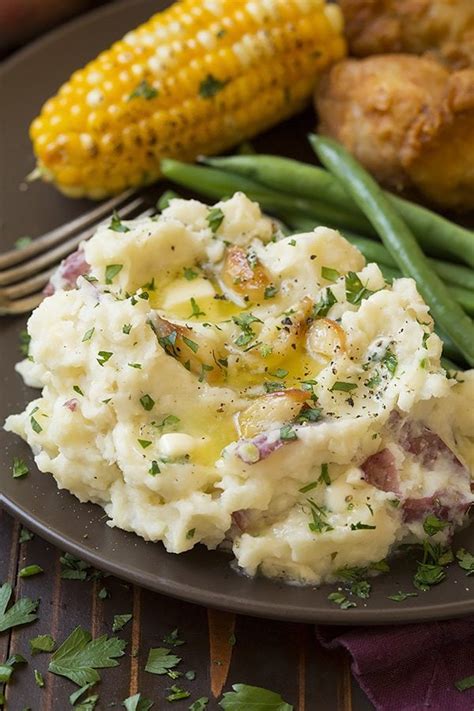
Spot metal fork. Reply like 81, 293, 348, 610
0, 190, 153, 317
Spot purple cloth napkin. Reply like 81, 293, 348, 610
317, 618, 474, 711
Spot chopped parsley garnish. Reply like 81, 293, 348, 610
105, 264, 123, 284
128, 79, 158, 101
182, 335, 199, 353
299, 481, 318, 494
138, 439, 152, 449
30, 416, 42, 433
388, 591, 418, 602
186, 528, 196, 540
268, 368, 288, 379
0, 583, 39, 633
12, 457, 29, 479
319, 463, 331, 485
111, 614, 132, 634
98, 586, 109, 600
149, 460, 161, 476
455, 676, 474, 692
423, 514, 449, 536
264, 284, 278, 299
313, 288, 337, 317
336, 566, 374, 599
145, 647, 181, 676
122, 323, 132, 335
60, 553, 91, 581
154, 414, 180, 433
382, 348, 398, 377
73, 385, 84, 396
139, 394, 155, 411
456, 548, 474, 575
163, 628, 185, 647
328, 592, 356, 610
97, 351, 113, 366
232, 312, 262, 347
345, 271, 374, 305
157, 189, 179, 211
109, 211, 130, 233
166, 685, 190, 702
206, 206, 225, 233
128, 362, 142, 369
48, 626, 126, 685
19, 528, 33, 544
199, 74, 227, 99
82, 327, 95, 342
350, 522, 376, 530
34, 669, 45, 687
307, 500, 333, 534
329, 381, 357, 393
123, 692, 154, 711
413, 541, 452, 591
183, 267, 198, 281
288, 239, 296, 246
321, 266, 340, 282
295, 406, 322, 424
14, 236, 32, 250
188, 297, 205, 318
366, 371, 381, 389
19, 329, 31, 356
190, 697, 209, 711
264, 382, 285, 393
280, 425, 297, 441
19, 565, 43, 578
198, 363, 214, 382
30, 634, 56, 654
219, 684, 292, 710
259, 344, 273, 358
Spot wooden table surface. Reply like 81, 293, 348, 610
0, 508, 375, 710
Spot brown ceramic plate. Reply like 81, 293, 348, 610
1, 0, 473, 624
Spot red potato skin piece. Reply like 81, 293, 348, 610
44, 247, 90, 295
361, 447, 400, 494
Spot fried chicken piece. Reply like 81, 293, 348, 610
315, 54, 474, 211
339, 0, 474, 70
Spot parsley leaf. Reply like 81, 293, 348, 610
350, 522, 376, 530
388, 591, 418, 602
19, 565, 43, 578
183, 267, 198, 281
70, 682, 96, 705
123, 692, 154, 711
19, 329, 31, 357
112, 614, 133, 633
456, 548, 474, 575
60, 553, 91, 581
329, 381, 357, 393
199, 74, 227, 99
219, 683, 293, 710
345, 272, 373, 305
123, 323, 132, 335
162, 629, 185, 647
48, 626, 126, 686
30, 634, 56, 654
34, 669, 45, 688
166, 685, 190, 702
190, 698, 209, 711
145, 647, 181, 676
97, 351, 113, 366
82, 327, 95, 342
321, 266, 340, 282
128, 80, 158, 101
328, 591, 357, 609
455, 676, 474, 692
382, 348, 398, 377
307, 500, 333, 534
264, 285, 278, 299
12, 457, 29, 479
158, 190, 179, 211
207, 207, 225, 233
109, 212, 130, 233
0, 583, 39, 633
19, 528, 33, 544
105, 264, 123, 285
423, 515, 449, 536
313, 288, 337, 317
139, 394, 155, 412
188, 297, 205, 318
280, 425, 297, 441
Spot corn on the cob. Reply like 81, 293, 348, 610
30, 0, 346, 198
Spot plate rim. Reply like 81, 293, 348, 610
2, 0, 474, 626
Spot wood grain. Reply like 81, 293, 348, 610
0, 510, 375, 710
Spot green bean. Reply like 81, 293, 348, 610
160, 160, 369, 234
206, 154, 474, 267
310, 135, 474, 367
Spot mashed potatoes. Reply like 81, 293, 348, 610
5, 193, 474, 584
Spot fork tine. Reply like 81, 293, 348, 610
0, 268, 55, 300
0, 293, 44, 317
0, 201, 151, 288
0, 188, 143, 271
